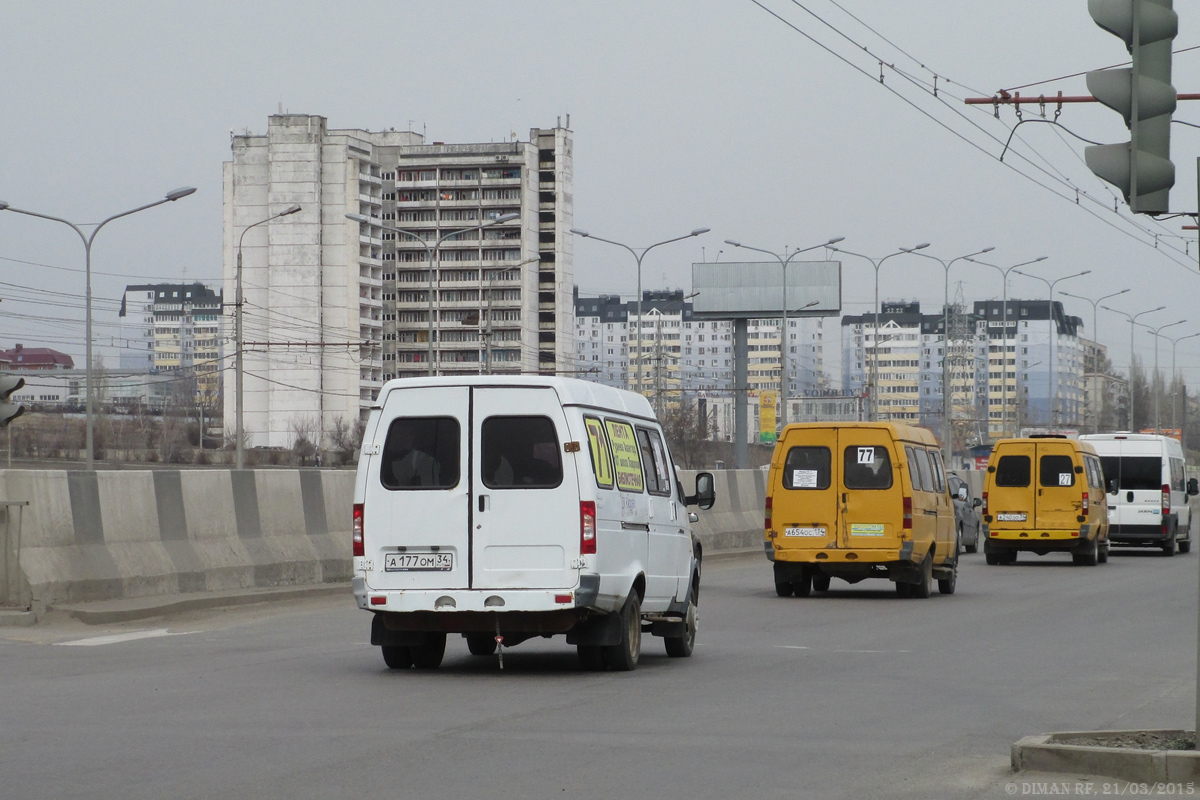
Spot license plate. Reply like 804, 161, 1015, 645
384, 552, 453, 572
784, 527, 826, 537
996, 513, 1027, 522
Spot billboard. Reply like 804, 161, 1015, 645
759, 391, 777, 444
692, 260, 841, 319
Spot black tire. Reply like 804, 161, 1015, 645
773, 563, 794, 597
603, 594, 641, 671
774, 580, 794, 597
1180, 539, 1192, 555
812, 574, 831, 592
1004, 550, 1018, 565
466, 633, 497, 656
1162, 530, 1177, 557
985, 551, 1001, 566
792, 569, 812, 597
381, 645, 412, 669
410, 633, 447, 669
895, 581, 913, 598
1073, 537, 1099, 567
1098, 540, 1110, 563
577, 645, 606, 671
664, 601, 697, 658
911, 555, 933, 599
964, 524, 979, 554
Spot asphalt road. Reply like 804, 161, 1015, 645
1, 546, 1197, 800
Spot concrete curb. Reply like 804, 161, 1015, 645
50, 583, 352, 625
1013, 731, 1200, 782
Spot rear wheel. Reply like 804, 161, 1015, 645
664, 600, 697, 658
381, 645, 412, 669
812, 574, 831, 593
1180, 539, 1192, 554
410, 633, 447, 669
1098, 540, 1110, 563
773, 563, 794, 597
603, 594, 641, 671
964, 524, 979, 554
792, 570, 812, 598
985, 551, 1001, 566
1162, 529, 1177, 557
465, 633, 497, 656
911, 555, 933, 599
1073, 537, 1099, 567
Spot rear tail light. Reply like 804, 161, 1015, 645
902, 496, 913, 530
1082, 491, 1089, 514
982, 491, 989, 516
764, 495, 773, 531
1162, 484, 1171, 515
580, 501, 597, 555
352, 503, 364, 557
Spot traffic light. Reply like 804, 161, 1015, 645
0, 375, 24, 427
1085, 0, 1177, 214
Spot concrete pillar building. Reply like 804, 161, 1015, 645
223, 113, 573, 448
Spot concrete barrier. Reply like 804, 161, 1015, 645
680, 468, 767, 555
0, 469, 354, 614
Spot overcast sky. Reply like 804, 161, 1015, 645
2, 1, 1198, 384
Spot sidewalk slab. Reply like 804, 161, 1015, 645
51, 583, 352, 625
1013, 731, 1200, 783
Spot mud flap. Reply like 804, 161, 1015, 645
566, 611, 622, 647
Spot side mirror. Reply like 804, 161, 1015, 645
1108, 478, 1119, 495
687, 472, 716, 510
688, 512, 699, 524
956, 486, 968, 501
1188, 478, 1199, 496
972, 497, 982, 509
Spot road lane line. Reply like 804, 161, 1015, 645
54, 629, 194, 647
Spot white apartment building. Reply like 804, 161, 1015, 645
118, 283, 224, 406
223, 113, 573, 448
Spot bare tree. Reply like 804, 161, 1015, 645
290, 414, 321, 466
329, 415, 366, 465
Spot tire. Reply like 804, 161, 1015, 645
1004, 550, 1018, 565
577, 645, 606, 671
911, 554, 933, 599
985, 551, 1001, 566
964, 524, 979, 554
603, 594, 641, 671
1180, 539, 1192, 555
938, 539, 958, 595
1162, 529, 1177, 557
792, 570, 812, 598
466, 633, 497, 656
773, 563, 794, 597
664, 601, 697, 658
812, 574, 831, 593
410, 632, 447, 669
1098, 540, 1110, 563
1073, 537, 1098, 567
381, 645, 412, 669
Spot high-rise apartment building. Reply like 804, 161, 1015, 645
224, 114, 573, 448
118, 282, 224, 405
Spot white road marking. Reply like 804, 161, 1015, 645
54, 629, 194, 647
773, 645, 910, 653
774, 645, 811, 650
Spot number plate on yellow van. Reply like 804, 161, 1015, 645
384, 552, 454, 571
995, 513, 1027, 522
784, 527, 826, 537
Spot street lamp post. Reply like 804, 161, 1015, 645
235, 204, 302, 469
723, 236, 844, 429
967, 256, 1048, 438
348, 212, 519, 376
1102, 304, 1166, 430
1167, 331, 1200, 436
0, 188, 197, 470
1059, 288, 1130, 434
1145, 319, 1186, 433
569, 227, 710, 396
828, 244, 929, 422
1013, 268, 1091, 428
906, 247, 996, 466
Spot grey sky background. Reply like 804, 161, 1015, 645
2, 1, 1198, 385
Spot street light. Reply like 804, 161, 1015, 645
1013, 268, 1091, 428
1166, 331, 1200, 439
907, 246, 996, 468
570, 227, 710, 396
1102, 304, 1165, 429
723, 236, 844, 428
1144, 318, 1186, 433
967, 256, 1047, 439
349, 212, 519, 375
0, 187, 197, 469
1060, 288, 1129, 434
235, 204, 302, 469
828, 244, 929, 422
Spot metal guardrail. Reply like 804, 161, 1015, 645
0, 501, 29, 608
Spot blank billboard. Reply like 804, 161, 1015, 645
691, 261, 841, 319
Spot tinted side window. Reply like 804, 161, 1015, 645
844, 445, 893, 490
995, 455, 1031, 487
1040, 454, 1076, 487
636, 427, 672, 497
1107, 457, 1162, 491
481, 416, 562, 489
930, 451, 947, 493
914, 449, 935, 493
783, 446, 831, 490
380, 417, 460, 490
1171, 457, 1185, 492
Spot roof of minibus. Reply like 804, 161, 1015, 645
1079, 433, 1181, 457
375, 375, 656, 420
780, 421, 939, 446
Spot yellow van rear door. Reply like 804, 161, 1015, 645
774, 427, 838, 552
990, 443, 1036, 530
1036, 441, 1083, 530
838, 429, 902, 549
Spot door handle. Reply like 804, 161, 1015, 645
479, 495, 489, 512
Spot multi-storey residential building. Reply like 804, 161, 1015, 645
223, 113, 573, 448
118, 283, 223, 406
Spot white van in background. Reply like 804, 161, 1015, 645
352, 376, 715, 672
1079, 433, 1199, 556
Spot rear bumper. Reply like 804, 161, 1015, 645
770, 541, 929, 566
353, 574, 591, 614
1109, 523, 1173, 546
983, 525, 1096, 552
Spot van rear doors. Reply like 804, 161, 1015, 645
988, 441, 1036, 531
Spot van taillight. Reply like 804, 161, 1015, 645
982, 491, 989, 516
1082, 491, 1089, 514
902, 496, 913, 530
580, 501, 597, 555
352, 503, 364, 557
764, 495, 773, 531
1162, 484, 1171, 515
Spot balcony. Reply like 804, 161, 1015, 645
358, 234, 382, 247
359, 193, 382, 207
358, 255, 383, 268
